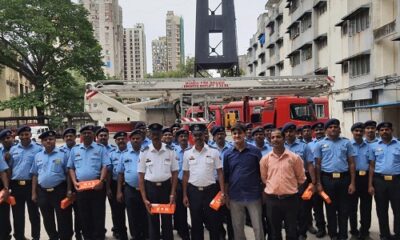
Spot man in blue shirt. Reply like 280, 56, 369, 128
96, 127, 116, 154
224, 123, 264, 240
67, 125, 111, 240
301, 125, 313, 144
108, 132, 128, 240
252, 127, 271, 156
368, 122, 400, 240
162, 127, 174, 147
245, 123, 254, 145
9, 126, 42, 240
116, 129, 148, 240
315, 119, 356, 240
173, 129, 191, 240
263, 123, 275, 146
0, 129, 13, 240
364, 120, 379, 144
31, 130, 73, 240
0, 148, 11, 240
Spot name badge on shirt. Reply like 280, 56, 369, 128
359, 171, 366, 176
164, 158, 171, 165
332, 173, 341, 178
384, 175, 393, 181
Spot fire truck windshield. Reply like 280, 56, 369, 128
290, 104, 317, 122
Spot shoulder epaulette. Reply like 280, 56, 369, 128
208, 145, 218, 150
166, 145, 174, 150
141, 146, 149, 152
58, 148, 66, 153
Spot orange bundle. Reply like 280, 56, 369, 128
0, 190, 16, 206
301, 184, 314, 200
150, 204, 176, 214
209, 191, 224, 211
319, 191, 332, 204
77, 180, 100, 192
60, 196, 75, 209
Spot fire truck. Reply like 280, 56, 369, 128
84, 75, 332, 132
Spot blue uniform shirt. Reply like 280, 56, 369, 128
116, 148, 140, 188
365, 138, 379, 144
9, 141, 43, 180
30, 148, 68, 188
110, 148, 125, 181
371, 138, 400, 175
223, 144, 262, 202
307, 137, 324, 164
252, 143, 271, 157
67, 142, 111, 181
285, 139, 312, 171
0, 149, 9, 172
127, 137, 152, 150
210, 141, 233, 163
104, 144, 116, 154
314, 137, 356, 173
175, 144, 191, 180
352, 140, 372, 171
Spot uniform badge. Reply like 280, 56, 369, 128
75, 153, 80, 157
165, 158, 170, 162
146, 159, 151, 163
322, 144, 329, 149
189, 156, 195, 160
376, 148, 383, 153
94, 152, 100, 156
54, 159, 61, 164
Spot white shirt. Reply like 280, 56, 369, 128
138, 143, 179, 182
183, 145, 222, 187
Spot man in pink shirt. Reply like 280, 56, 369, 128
260, 129, 306, 240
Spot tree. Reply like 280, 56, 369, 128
0, 0, 105, 124
147, 57, 195, 78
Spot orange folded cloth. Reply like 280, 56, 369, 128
301, 184, 314, 200
209, 191, 224, 211
77, 180, 101, 192
150, 204, 176, 214
0, 190, 16, 206
319, 191, 332, 204
60, 196, 75, 209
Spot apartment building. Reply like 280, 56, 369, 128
80, 0, 124, 78
247, 0, 400, 136
152, 36, 168, 73
166, 11, 185, 71
123, 24, 147, 80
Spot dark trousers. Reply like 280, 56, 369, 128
145, 179, 173, 240
72, 201, 82, 238
108, 179, 127, 239
38, 183, 73, 240
76, 188, 106, 240
349, 173, 372, 235
266, 194, 298, 240
0, 183, 12, 240
10, 180, 41, 240
188, 184, 221, 240
219, 205, 234, 240
298, 179, 313, 237
373, 174, 400, 239
124, 184, 148, 240
321, 173, 351, 239
312, 194, 326, 230
174, 180, 190, 239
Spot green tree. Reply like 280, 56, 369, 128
147, 57, 195, 78
0, 0, 105, 124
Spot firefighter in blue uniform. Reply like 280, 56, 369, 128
314, 119, 356, 240
245, 123, 254, 144
9, 126, 42, 240
252, 127, 271, 156
31, 130, 73, 240
369, 122, 400, 240
67, 125, 111, 240
0, 146, 11, 240
0, 129, 13, 240
263, 123, 275, 146
364, 120, 379, 144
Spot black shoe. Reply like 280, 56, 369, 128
308, 225, 318, 234
316, 229, 327, 238
350, 229, 360, 236
75, 233, 83, 240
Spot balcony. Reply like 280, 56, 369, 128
374, 20, 396, 41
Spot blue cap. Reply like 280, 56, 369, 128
245, 123, 253, 130
148, 123, 163, 132
324, 118, 340, 129
351, 122, 365, 131
63, 128, 76, 137
364, 120, 377, 128
113, 131, 127, 139
231, 123, 246, 132
263, 123, 275, 130
175, 129, 189, 137
311, 122, 324, 130
0, 129, 12, 140
302, 125, 312, 130
39, 130, 56, 139
377, 122, 393, 130
17, 126, 31, 135
170, 123, 181, 129
211, 126, 225, 136
251, 127, 264, 136
79, 125, 95, 133
134, 121, 147, 129
189, 124, 207, 133
129, 129, 143, 137
162, 127, 172, 134
282, 123, 297, 133
95, 127, 109, 136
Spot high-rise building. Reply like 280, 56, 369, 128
152, 36, 168, 73
123, 24, 147, 80
246, 0, 400, 136
166, 11, 185, 71
79, 0, 124, 78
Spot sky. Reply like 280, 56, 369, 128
76, 0, 267, 73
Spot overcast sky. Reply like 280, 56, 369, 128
76, 0, 266, 73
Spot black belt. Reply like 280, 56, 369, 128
39, 182, 66, 193
145, 179, 171, 187
321, 171, 349, 178
125, 184, 140, 191
266, 193, 297, 200
11, 180, 32, 186
374, 173, 400, 181
189, 183, 216, 191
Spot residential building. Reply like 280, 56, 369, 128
152, 36, 168, 73
79, 0, 124, 78
166, 11, 185, 71
123, 24, 147, 80
246, 0, 400, 136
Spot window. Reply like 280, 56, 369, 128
341, 21, 348, 36
290, 104, 316, 121
349, 10, 369, 36
290, 52, 300, 67
269, 22, 275, 36
301, 14, 312, 32
316, 38, 327, 50
316, 2, 327, 16
277, 62, 284, 72
209, 32, 223, 56
289, 0, 299, 14
315, 104, 325, 118
342, 62, 349, 74
269, 67, 276, 76
302, 45, 312, 61
350, 55, 370, 78
343, 101, 355, 111
290, 24, 300, 39
260, 54, 265, 64
269, 46, 275, 57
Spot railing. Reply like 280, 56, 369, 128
373, 20, 396, 40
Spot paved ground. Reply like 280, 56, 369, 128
16, 199, 394, 239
